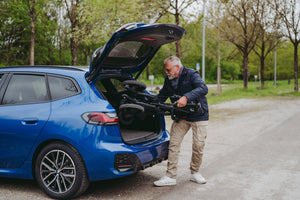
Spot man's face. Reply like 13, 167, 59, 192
165, 61, 179, 80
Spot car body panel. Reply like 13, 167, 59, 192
84, 131, 169, 181
0, 66, 170, 182
0, 103, 50, 169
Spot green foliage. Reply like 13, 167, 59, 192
147, 43, 177, 77
0, 0, 29, 65
248, 40, 299, 81
223, 61, 240, 80
0, 0, 298, 90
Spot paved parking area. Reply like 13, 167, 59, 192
1, 97, 300, 200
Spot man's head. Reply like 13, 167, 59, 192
164, 56, 182, 80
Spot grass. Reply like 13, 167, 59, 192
139, 76, 166, 86
144, 78, 300, 105
207, 80, 300, 105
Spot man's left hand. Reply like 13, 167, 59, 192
177, 96, 188, 107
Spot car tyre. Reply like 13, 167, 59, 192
35, 142, 89, 199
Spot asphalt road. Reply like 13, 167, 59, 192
1, 97, 300, 200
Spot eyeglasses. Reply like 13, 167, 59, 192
165, 65, 176, 72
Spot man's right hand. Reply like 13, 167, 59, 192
177, 96, 188, 107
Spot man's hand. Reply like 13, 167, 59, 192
177, 96, 188, 107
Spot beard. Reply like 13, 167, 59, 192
167, 71, 178, 80
167, 74, 176, 80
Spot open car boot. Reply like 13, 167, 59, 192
119, 80, 202, 122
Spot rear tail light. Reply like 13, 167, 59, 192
81, 112, 119, 125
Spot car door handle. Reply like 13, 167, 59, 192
21, 119, 39, 125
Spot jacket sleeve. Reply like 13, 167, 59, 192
184, 71, 208, 101
157, 78, 172, 102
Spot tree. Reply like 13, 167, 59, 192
79, 0, 150, 66
219, 0, 260, 88
54, 1, 73, 65
207, 0, 225, 94
154, 0, 199, 58
0, 0, 31, 66
253, 0, 280, 87
273, 0, 300, 91
60, 0, 83, 66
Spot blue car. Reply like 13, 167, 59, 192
0, 23, 186, 199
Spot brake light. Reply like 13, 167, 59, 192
140, 37, 156, 41
81, 112, 119, 125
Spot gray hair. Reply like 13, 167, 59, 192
164, 56, 183, 68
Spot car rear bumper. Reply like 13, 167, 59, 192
85, 130, 169, 181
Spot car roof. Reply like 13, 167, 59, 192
0, 65, 88, 72
0, 65, 89, 76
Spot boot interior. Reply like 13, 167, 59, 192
95, 76, 162, 144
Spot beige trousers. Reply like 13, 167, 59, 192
166, 120, 208, 179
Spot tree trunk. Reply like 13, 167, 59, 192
175, 2, 181, 58
294, 42, 299, 91
260, 34, 265, 87
217, 37, 222, 95
28, 0, 36, 66
175, 41, 181, 58
71, 33, 77, 66
30, 15, 35, 65
260, 56, 265, 87
64, 0, 79, 66
58, 25, 62, 62
243, 54, 248, 89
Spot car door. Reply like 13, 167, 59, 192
0, 73, 51, 169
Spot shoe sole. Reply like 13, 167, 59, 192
190, 178, 207, 184
153, 182, 176, 187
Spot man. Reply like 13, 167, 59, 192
154, 56, 209, 186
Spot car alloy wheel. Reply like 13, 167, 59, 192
40, 149, 76, 194
35, 142, 89, 199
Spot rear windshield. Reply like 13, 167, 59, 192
103, 41, 152, 67
108, 41, 150, 58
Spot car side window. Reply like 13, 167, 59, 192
48, 75, 79, 100
2, 74, 48, 105
0, 74, 3, 90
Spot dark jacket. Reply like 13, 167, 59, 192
157, 66, 209, 121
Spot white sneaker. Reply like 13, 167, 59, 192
190, 172, 206, 184
153, 176, 176, 186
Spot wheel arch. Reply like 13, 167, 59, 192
31, 139, 88, 181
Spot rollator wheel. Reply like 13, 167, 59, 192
123, 80, 146, 93
119, 103, 145, 125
